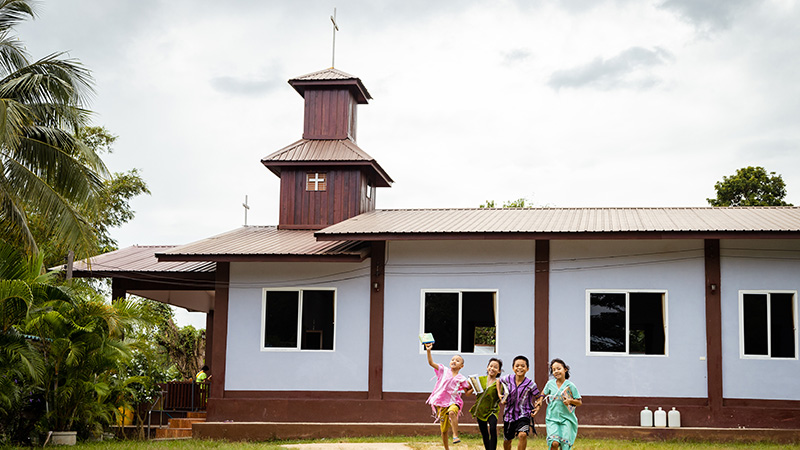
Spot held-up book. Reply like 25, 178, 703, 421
467, 375, 484, 394
419, 333, 435, 345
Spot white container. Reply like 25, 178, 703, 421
654, 407, 667, 427
668, 407, 681, 428
640, 406, 653, 427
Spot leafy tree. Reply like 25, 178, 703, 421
707, 166, 792, 207
479, 198, 530, 208
28, 126, 150, 267
0, 0, 107, 256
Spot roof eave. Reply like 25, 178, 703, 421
260, 160, 392, 187
156, 252, 369, 263
314, 230, 800, 241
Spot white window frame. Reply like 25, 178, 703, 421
261, 287, 337, 352
419, 289, 499, 355
738, 290, 798, 360
585, 289, 669, 357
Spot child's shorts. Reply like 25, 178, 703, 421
503, 417, 533, 441
436, 404, 460, 432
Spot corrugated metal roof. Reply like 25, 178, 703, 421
261, 139, 393, 187
315, 207, 800, 237
291, 68, 358, 81
263, 138, 374, 162
158, 226, 368, 259
71, 245, 215, 273
288, 68, 372, 103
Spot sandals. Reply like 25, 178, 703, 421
452, 437, 461, 444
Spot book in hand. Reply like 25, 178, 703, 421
467, 375, 484, 394
419, 333, 435, 345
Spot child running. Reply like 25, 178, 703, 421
425, 342, 472, 449
499, 355, 540, 450
469, 358, 503, 450
541, 358, 582, 450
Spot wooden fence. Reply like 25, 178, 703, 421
157, 381, 209, 411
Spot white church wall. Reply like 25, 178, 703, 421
549, 239, 707, 398
225, 260, 372, 391
382, 240, 536, 393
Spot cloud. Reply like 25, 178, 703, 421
548, 46, 674, 90
502, 48, 531, 66
209, 76, 280, 96
658, 0, 758, 32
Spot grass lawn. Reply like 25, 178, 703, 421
25, 433, 798, 450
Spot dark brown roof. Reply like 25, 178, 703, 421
261, 138, 393, 187
315, 207, 800, 240
156, 226, 369, 262
71, 245, 215, 274
289, 68, 371, 104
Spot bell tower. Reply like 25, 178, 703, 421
261, 68, 392, 230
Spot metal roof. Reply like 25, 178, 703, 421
288, 68, 371, 103
71, 245, 215, 273
291, 68, 359, 81
315, 207, 800, 239
157, 226, 369, 261
261, 139, 393, 187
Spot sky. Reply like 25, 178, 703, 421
19, 0, 800, 326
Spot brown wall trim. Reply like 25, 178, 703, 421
369, 241, 386, 399
209, 262, 230, 404
224, 390, 368, 400
204, 394, 800, 428
534, 240, 550, 386
704, 239, 723, 418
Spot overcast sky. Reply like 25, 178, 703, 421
19, 1, 800, 325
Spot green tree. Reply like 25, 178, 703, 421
0, 0, 107, 256
479, 198, 530, 208
28, 126, 150, 267
707, 166, 792, 207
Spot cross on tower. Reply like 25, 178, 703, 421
308, 173, 326, 190
330, 8, 339, 67
242, 195, 250, 226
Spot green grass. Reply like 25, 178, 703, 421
11, 433, 796, 450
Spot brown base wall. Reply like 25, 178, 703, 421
207, 394, 800, 429
193, 422, 800, 444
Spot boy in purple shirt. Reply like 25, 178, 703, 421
499, 355, 540, 450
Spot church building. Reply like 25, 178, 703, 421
76, 67, 800, 430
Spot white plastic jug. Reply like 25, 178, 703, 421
654, 407, 667, 427
640, 406, 653, 427
668, 407, 681, 428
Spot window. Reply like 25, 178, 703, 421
422, 290, 497, 354
740, 291, 797, 359
587, 290, 667, 355
262, 289, 335, 350
306, 172, 327, 191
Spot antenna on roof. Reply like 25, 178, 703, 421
330, 7, 339, 68
242, 195, 250, 226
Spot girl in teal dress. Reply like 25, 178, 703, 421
469, 358, 503, 450
541, 358, 581, 450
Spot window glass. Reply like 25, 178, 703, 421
629, 292, 665, 355
589, 293, 626, 353
771, 293, 795, 358
263, 289, 334, 350
589, 291, 666, 355
301, 290, 335, 350
743, 293, 768, 356
264, 291, 299, 348
424, 292, 459, 351
423, 291, 497, 353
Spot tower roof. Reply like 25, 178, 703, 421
261, 138, 393, 187
289, 68, 372, 104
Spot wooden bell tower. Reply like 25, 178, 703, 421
261, 68, 392, 230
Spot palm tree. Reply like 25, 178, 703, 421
0, 0, 107, 255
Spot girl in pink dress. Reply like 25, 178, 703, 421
425, 342, 472, 449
